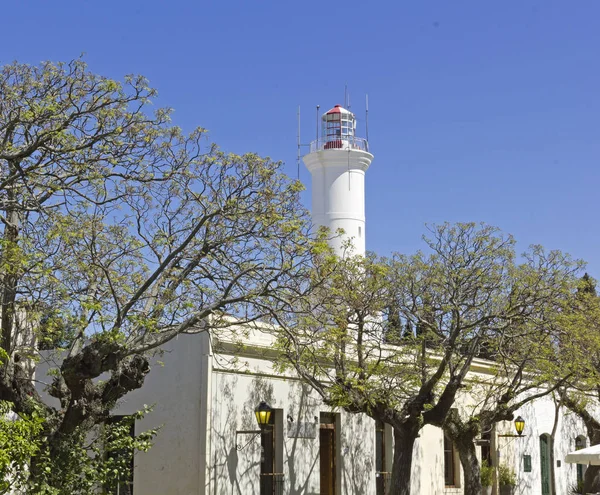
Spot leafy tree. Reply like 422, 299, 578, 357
555, 274, 600, 494
278, 223, 580, 495
442, 310, 579, 495
0, 59, 313, 492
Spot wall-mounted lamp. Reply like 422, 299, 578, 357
255, 401, 273, 430
498, 415, 526, 438
235, 401, 273, 450
514, 416, 525, 436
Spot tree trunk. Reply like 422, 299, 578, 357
1, 186, 20, 354
441, 410, 482, 495
389, 424, 419, 495
549, 395, 561, 495
455, 438, 481, 495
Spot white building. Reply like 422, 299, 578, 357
103, 105, 588, 494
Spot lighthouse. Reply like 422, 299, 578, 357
303, 104, 374, 256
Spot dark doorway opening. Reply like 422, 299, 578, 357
320, 412, 337, 495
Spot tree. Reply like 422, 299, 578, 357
442, 306, 578, 495
0, 60, 314, 492
555, 274, 600, 494
278, 223, 580, 495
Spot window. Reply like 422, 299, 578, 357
481, 431, 492, 466
105, 416, 135, 495
444, 434, 458, 487
576, 435, 587, 487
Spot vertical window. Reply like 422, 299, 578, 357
481, 431, 492, 466
105, 415, 135, 495
341, 116, 353, 138
576, 436, 586, 488
444, 434, 458, 487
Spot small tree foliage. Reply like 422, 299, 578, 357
0, 401, 44, 494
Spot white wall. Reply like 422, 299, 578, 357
505, 397, 587, 495
208, 369, 377, 495
116, 332, 211, 495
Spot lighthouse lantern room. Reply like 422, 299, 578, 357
303, 104, 374, 257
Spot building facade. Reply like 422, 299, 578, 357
114, 326, 589, 495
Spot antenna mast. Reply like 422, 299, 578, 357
316, 105, 320, 142
297, 106, 301, 179
365, 94, 369, 142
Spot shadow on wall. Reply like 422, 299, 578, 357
211, 375, 263, 495
212, 375, 284, 495
211, 377, 240, 495
512, 411, 538, 495
412, 434, 423, 494
216, 375, 371, 495
341, 412, 374, 494
285, 382, 319, 495
559, 413, 587, 494
242, 375, 275, 430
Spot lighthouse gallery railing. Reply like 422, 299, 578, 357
309, 136, 369, 153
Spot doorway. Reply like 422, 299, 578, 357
539, 434, 552, 495
575, 435, 587, 488
320, 413, 337, 495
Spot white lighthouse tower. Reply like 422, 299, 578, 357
303, 104, 374, 256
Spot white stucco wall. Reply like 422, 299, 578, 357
208, 365, 377, 495
411, 424, 464, 495
115, 332, 211, 495
502, 397, 588, 495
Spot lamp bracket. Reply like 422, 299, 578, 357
235, 430, 261, 451
236, 429, 262, 435
498, 434, 523, 438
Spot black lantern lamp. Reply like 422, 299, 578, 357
514, 416, 525, 436
236, 401, 274, 450
255, 401, 273, 430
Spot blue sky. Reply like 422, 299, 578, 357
3, 1, 600, 275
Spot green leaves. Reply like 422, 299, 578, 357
0, 59, 314, 492
19, 408, 158, 495
281, 222, 583, 437
0, 401, 44, 494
